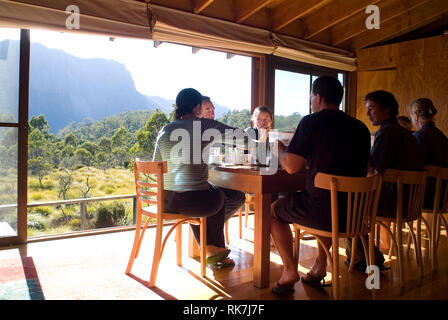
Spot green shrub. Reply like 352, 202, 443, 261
68, 218, 81, 230
94, 201, 127, 228
30, 207, 52, 217
31, 192, 45, 201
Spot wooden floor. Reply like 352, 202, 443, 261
1, 214, 448, 300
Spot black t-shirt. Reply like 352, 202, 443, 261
413, 121, 448, 168
370, 118, 423, 172
413, 121, 448, 210
286, 109, 371, 206
370, 118, 423, 217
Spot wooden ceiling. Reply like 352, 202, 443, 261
140, 0, 448, 53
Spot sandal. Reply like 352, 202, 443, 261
206, 249, 231, 265
272, 280, 296, 295
208, 257, 235, 269
301, 273, 331, 288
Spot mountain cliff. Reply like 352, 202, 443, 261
29, 42, 169, 133
0, 39, 231, 134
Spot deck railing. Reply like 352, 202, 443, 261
0, 194, 137, 231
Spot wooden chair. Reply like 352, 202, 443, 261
125, 160, 206, 287
422, 165, 448, 271
375, 169, 426, 287
225, 193, 255, 244
293, 172, 382, 299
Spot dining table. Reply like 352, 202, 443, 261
207, 164, 307, 289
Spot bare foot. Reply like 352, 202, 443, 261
278, 268, 300, 286
307, 257, 327, 280
206, 245, 228, 257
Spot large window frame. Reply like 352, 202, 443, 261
262, 55, 350, 128
2, 29, 353, 245
0, 29, 29, 246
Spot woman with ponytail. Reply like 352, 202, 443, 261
409, 98, 448, 210
409, 98, 448, 167
153, 88, 245, 268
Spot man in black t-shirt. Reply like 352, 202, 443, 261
359, 90, 423, 259
270, 76, 371, 294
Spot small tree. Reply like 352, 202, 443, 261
74, 147, 92, 167
28, 156, 53, 187
64, 133, 77, 147
29, 115, 50, 138
111, 126, 131, 167
79, 175, 93, 198
130, 109, 169, 159
57, 169, 73, 200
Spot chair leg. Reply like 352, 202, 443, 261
440, 214, 448, 237
348, 237, 358, 273
225, 220, 229, 245
293, 227, 300, 267
369, 232, 375, 269
126, 223, 142, 274
238, 206, 243, 239
416, 218, 423, 278
149, 220, 164, 287
431, 212, 439, 271
388, 222, 395, 260
436, 214, 448, 253
245, 202, 249, 227
396, 222, 405, 287
126, 212, 149, 275
406, 220, 413, 255
407, 222, 417, 259
406, 221, 422, 278
176, 222, 183, 266
332, 238, 339, 299
377, 221, 402, 285
421, 216, 432, 258
375, 224, 380, 247
200, 217, 207, 277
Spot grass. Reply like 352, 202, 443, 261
24, 166, 135, 236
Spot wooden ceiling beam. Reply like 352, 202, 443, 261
270, 0, 331, 32
300, 0, 381, 40
330, 0, 430, 46
351, 0, 448, 49
235, 0, 276, 23
193, 0, 215, 14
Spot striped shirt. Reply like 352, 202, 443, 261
153, 118, 246, 191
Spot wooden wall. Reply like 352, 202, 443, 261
355, 35, 448, 136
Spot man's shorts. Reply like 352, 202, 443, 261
273, 191, 346, 232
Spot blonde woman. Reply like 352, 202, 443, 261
409, 98, 448, 168
409, 98, 448, 211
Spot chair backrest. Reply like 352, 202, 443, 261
382, 169, 427, 220
134, 160, 168, 216
425, 165, 448, 213
314, 172, 382, 237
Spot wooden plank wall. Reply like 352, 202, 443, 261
355, 35, 448, 136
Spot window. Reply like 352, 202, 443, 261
26, 29, 252, 236
0, 28, 21, 239
271, 56, 347, 131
